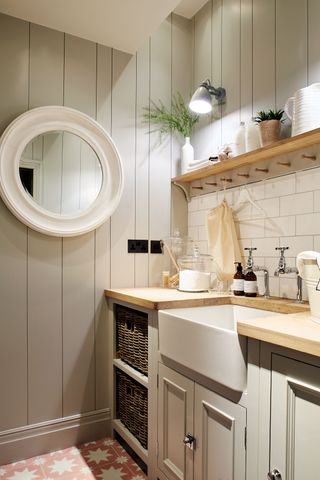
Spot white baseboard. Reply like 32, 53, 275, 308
0, 408, 111, 465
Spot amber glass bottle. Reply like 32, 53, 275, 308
233, 262, 245, 296
244, 267, 257, 297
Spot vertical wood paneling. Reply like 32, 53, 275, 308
28, 24, 64, 424
95, 45, 112, 408
64, 35, 96, 117
276, 0, 307, 109
221, 0, 241, 146
308, 0, 320, 84
135, 43, 150, 287
240, 0, 253, 121
63, 35, 97, 415
172, 14, 193, 177
149, 17, 172, 286
0, 14, 29, 431
28, 231, 63, 423
29, 24, 64, 107
0, 201, 28, 430
62, 234, 95, 415
211, 0, 222, 151
193, 2, 214, 159
111, 50, 136, 288
0, 14, 29, 133
252, 0, 276, 112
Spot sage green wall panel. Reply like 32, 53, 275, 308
110, 49, 136, 288
149, 17, 172, 286
135, 42, 150, 287
29, 23, 64, 107
28, 231, 63, 423
62, 234, 95, 415
0, 14, 29, 133
0, 200, 28, 430
64, 34, 96, 117
308, 0, 320, 84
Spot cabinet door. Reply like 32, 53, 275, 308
194, 383, 246, 480
158, 363, 194, 480
270, 354, 320, 480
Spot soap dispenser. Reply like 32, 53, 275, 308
233, 262, 245, 296
244, 266, 257, 297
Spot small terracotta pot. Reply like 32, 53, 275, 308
258, 119, 281, 146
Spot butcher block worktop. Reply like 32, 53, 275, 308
105, 287, 320, 357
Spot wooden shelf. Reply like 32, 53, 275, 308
112, 419, 148, 465
172, 128, 320, 184
113, 358, 148, 388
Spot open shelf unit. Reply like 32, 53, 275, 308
113, 358, 148, 389
172, 128, 320, 200
112, 419, 148, 465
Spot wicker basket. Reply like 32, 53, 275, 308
116, 369, 148, 449
116, 305, 148, 375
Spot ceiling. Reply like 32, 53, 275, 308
0, 0, 208, 54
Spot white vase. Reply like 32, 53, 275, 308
181, 137, 194, 174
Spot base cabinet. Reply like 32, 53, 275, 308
269, 354, 320, 480
158, 363, 246, 480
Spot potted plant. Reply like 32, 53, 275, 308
143, 92, 199, 172
255, 109, 285, 146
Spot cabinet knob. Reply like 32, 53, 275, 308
267, 468, 282, 480
183, 433, 196, 450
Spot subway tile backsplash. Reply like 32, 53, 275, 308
188, 169, 320, 300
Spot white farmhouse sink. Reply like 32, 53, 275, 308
158, 305, 283, 392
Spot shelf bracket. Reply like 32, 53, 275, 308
173, 181, 191, 202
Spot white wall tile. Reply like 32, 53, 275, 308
281, 236, 314, 257
264, 216, 295, 237
264, 174, 295, 198
217, 189, 233, 205
314, 236, 320, 251
189, 197, 199, 212
239, 219, 264, 239
198, 225, 208, 241
251, 237, 279, 257
296, 168, 320, 193
280, 192, 313, 216
256, 197, 279, 218
269, 276, 280, 297
296, 213, 320, 235
198, 193, 218, 210
188, 226, 199, 241
314, 190, 320, 212
279, 277, 298, 300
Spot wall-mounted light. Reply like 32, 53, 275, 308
189, 79, 226, 114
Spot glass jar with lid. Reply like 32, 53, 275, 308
177, 245, 216, 292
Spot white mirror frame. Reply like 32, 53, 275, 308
0, 106, 123, 236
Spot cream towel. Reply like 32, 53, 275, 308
207, 200, 242, 281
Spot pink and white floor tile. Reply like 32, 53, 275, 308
0, 438, 147, 480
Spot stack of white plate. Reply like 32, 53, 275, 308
289, 83, 320, 136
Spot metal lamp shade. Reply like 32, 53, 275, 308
189, 85, 212, 113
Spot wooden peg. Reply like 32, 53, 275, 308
205, 182, 218, 186
237, 173, 250, 178
277, 161, 291, 167
302, 154, 316, 161
220, 178, 232, 183
191, 186, 203, 190
255, 167, 269, 173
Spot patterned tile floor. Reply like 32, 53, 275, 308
0, 438, 147, 480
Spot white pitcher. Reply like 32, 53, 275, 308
297, 251, 320, 319
284, 83, 320, 136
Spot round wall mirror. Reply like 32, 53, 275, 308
0, 106, 123, 236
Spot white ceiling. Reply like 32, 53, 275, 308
0, 0, 207, 54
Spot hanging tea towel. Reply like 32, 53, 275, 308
207, 200, 242, 281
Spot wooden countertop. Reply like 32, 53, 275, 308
105, 287, 308, 313
105, 287, 320, 357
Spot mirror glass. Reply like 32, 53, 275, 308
19, 131, 102, 215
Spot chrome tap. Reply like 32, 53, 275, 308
274, 247, 303, 303
244, 247, 270, 298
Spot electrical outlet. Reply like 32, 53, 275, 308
128, 239, 148, 253
151, 240, 162, 254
